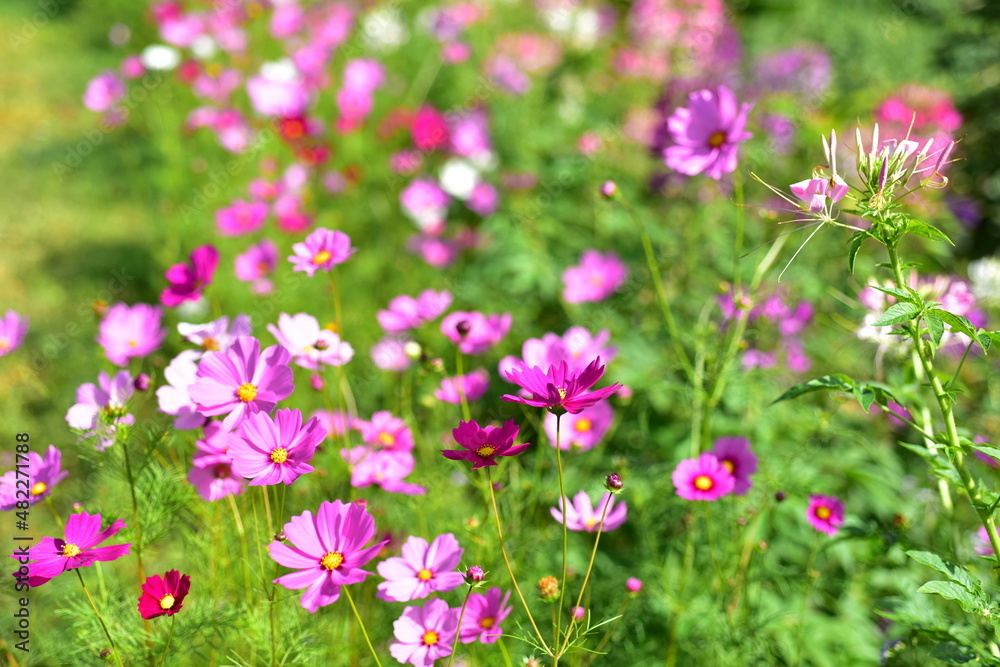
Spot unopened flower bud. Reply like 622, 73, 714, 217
600, 180, 617, 198
571, 606, 586, 620
274, 531, 286, 542
537, 576, 559, 602
626, 577, 643, 593
430, 357, 444, 372
465, 566, 485, 585
604, 473, 623, 493
93, 300, 109, 317
455, 319, 471, 336
774, 491, 786, 502
310, 374, 324, 391
353, 499, 368, 509
133, 373, 151, 392
404, 341, 422, 359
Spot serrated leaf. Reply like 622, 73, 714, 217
905, 551, 984, 597
771, 374, 854, 405
929, 642, 977, 664
848, 233, 865, 273
968, 441, 1000, 462
931, 310, 978, 339
977, 333, 992, 353
898, 441, 944, 466
869, 284, 920, 303
907, 219, 955, 245
926, 312, 944, 346
873, 302, 921, 326
918, 581, 987, 614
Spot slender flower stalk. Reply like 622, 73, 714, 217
553, 414, 568, 665
446, 587, 474, 667
157, 616, 177, 667
76, 569, 124, 667
795, 534, 821, 667
559, 492, 613, 656
343, 584, 383, 667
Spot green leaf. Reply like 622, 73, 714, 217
977, 333, 992, 354
905, 551, 984, 597
968, 441, 1000, 462
929, 642, 977, 664
868, 284, 921, 304
926, 312, 944, 346
906, 218, 955, 245
931, 309, 978, 339
872, 302, 921, 327
917, 580, 987, 614
771, 374, 854, 405
848, 233, 866, 273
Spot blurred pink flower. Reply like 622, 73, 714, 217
412, 106, 450, 151
0, 310, 28, 357
267, 312, 354, 370
543, 399, 613, 451
664, 85, 752, 180
551, 490, 627, 532
289, 228, 356, 277
378, 290, 453, 334
435, 369, 490, 404
177, 314, 252, 358
441, 311, 511, 355
83, 70, 125, 112
156, 351, 205, 430
562, 250, 628, 304
371, 337, 413, 371
458, 587, 512, 644
161, 245, 219, 307
708, 436, 757, 495
806, 494, 844, 535
390, 598, 460, 667
235, 239, 278, 293
672, 453, 734, 501
216, 200, 268, 236
0, 445, 68, 511
97, 303, 166, 367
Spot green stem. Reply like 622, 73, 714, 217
342, 585, 383, 667
121, 432, 152, 646
559, 492, 614, 656
456, 349, 471, 422
732, 170, 746, 293
554, 414, 568, 663
795, 535, 821, 667
156, 615, 176, 667
487, 468, 550, 653
446, 587, 474, 667
45, 496, 64, 529
76, 569, 125, 667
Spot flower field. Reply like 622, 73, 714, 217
2, 0, 1000, 665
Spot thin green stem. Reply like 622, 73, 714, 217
76, 569, 124, 667
456, 349, 471, 422
587, 597, 630, 664
554, 413, 568, 663
446, 587, 474, 667
156, 615, 176, 667
945, 339, 975, 391
497, 637, 514, 667
487, 468, 550, 653
732, 170, 746, 293
44, 496, 63, 529
559, 492, 614, 656
795, 535, 821, 667
120, 432, 152, 645
342, 585, 383, 667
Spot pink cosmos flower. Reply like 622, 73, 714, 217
502, 358, 621, 415
442, 419, 530, 470
358, 411, 414, 452
467, 182, 499, 217
626, 577, 643, 593
449, 109, 493, 162
0, 445, 68, 511
551, 490, 627, 532
376, 533, 465, 602
412, 106, 450, 151
0, 310, 28, 356
672, 453, 735, 501
401, 179, 451, 234
664, 85, 753, 180
503, 327, 616, 377
188, 336, 294, 431
459, 587, 512, 644
227, 408, 323, 486
543, 399, 613, 451
311, 410, 359, 439
434, 369, 490, 404
138, 570, 191, 619
188, 421, 246, 501
235, 239, 278, 293
289, 227, 356, 276
97, 303, 167, 367
975, 526, 994, 556
268, 500, 388, 612
409, 234, 461, 268
216, 200, 269, 236
247, 69, 310, 117
267, 312, 354, 370
789, 177, 848, 214
83, 70, 125, 112
390, 598, 460, 667
441, 311, 511, 355
806, 494, 844, 536
377, 290, 453, 334
11, 511, 130, 586
178, 315, 252, 359
562, 250, 628, 304
341, 448, 427, 495
708, 437, 757, 496
161, 245, 219, 307
65, 370, 135, 450
153, 352, 202, 428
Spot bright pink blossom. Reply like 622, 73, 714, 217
502, 327, 616, 378
441, 419, 530, 470
664, 85, 752, 180
83, 70, 125, 112
459, 587, 512, 644
138, 570, 191, 619
806, 494, 844, 536
268, 500, 388, 612
390, 598, 460, 667
502, 358, 621, 415
708, 437, 757, 496
10, 511, 130, 586
65, 370, 135, 450
178, 314, 252, 358
97, 303, 166, 367
289, 227, 356, 277
562, 250, 628, 304
378, 290, 453, 334
227, 408, 323, 486
672, 453, 735, 501
161, 245, 219, 307
412, 106, 450, 151
358, 411, 414, 452
376, 533, 465, 602
551, 490, 627, 532
188, 422, 245, 501
0, 310, 28, 357
216, 200, 268, 236
0, 445, 68, 511
441, 311, 511, 355
267, 313, 354, 370
434, 369, 490, 404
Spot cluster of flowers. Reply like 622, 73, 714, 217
719, 289, 814, 373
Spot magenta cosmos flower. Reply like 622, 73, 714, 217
551, 490, 627, 532
708, 436, 757, 496
268, 500, 388, 612
267, 312, 354, 370
543, 399, 613, 451
138, 570, 191, 619
228, 408, 323, 486
562, 250, 628, 304
97, 303, 167, 367
434, 368, 490, 404
459, 587, 512, 644
65, 369, 135, 450
0, 310, 28, 357
188, 336, 294, 432
359, 411, 414, 452
188, 422, 246, 501
441, 311, 511, 355
672, 453, 735, 501
0, 445, 68, 511
503, 357, 621, 415
377, 533, 465, 602
161, 245, 219, 307
807, 494, 844, 536
664, 85, 752, 180
289, 227, 356, 277
216, 200, 268, 236
390, 598, 460, 667
11, 511, 130, 586
442, 419, 530, 470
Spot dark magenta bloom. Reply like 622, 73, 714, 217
10, 511, 130, 586
502, 357, 621, 415
138, 570, 191, 619
161, 244, 219, 307
441, 419, 530, 470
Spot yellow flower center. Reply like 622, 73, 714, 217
476, 445, 496, 458
320, 551, 345, 570
585, 518, 598, 530
202, 337, 219, 351
557, 387, 568, 400
312, 250, 333, 265
694, 475, 713, 491
721, 460, 734, 474
421, 630, 439, 646
159, 594, 175, 610
62, 543, 81, 558
574, 418, 592, 433
128, 339, 138, 348
236, 382, 258, 402
815, 506, 831, 520
377, 432, 396, 447
270, 448, 289, 464
30, 482, 48, 496
417, 568, 433, 581
0, 339, 8, 349
708, 131, 726, 148
479, 616, 496, 629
